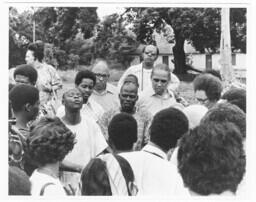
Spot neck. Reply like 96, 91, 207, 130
63, 109, 81, 125
33, 60, 42, 69
38, 162, 60, 179
142, 62, 153, 70
148, 141, 167, 154
14, 114, 29, 129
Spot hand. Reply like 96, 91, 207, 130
63, 184, 76, 195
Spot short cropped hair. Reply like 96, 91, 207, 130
75, 69, 96, 86
142, 45, 159, 56
151, 63, 171, 79
27, 42, 44, 62
193, 73, 223, 101
221, 88, 246, 113
150, 107, 189, 151
26, 117, 75, 167
81, 154, 135, 196
124, 74, 139, 88
108, 113, 137, 151
204, 69, 222, 81
201, 102, 246, 138
178, 121, 245, 195
9, 166, 31, 195
14, 64, 38, 85
9, 84, 39, 113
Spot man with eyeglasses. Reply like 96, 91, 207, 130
91, 59, 119, 112
117, 44, 180, 93
99, 80, 152, 150
193, 73, 223, 109
137, 64, 182, 116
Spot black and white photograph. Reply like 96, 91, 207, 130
2, 0, 256, 200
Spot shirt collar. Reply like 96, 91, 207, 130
142, 144, 167, 160
93, 83, 115, 96
146, 87, 173, 99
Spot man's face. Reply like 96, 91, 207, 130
25, 50, 35, 65
63, 88, 83, 110
142, 45, 158, 67
119, 83, 138, 113
151, 69, 169, 95
76, 78, 94, 103
15, 75, 32, 85
92, 62, 109, 91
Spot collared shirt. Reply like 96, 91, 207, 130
56, 97, 104, 123
137, 87, 178, 116
119, 144, 190, 196
98, 107, 152, 150
117, 62, 180, 92
90, 83, 119, 112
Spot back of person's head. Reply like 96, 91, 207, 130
27, 116, 75, 167
221, 88, 246, 113
193, 73, 223, 101
178, 121, 245, 195
204, 69, 222, 81
124, 74, 139, 88
75, 69, 96, 86
201, 102, 246, 138
81, 154, 137, 196
183, 104, 208, 129
150, 107, 189, 152
9, 84, 39, 113
27, 42, 44, 62
9, 166, 31, 195
108, 113, 137, 151
14, 64, 38, 85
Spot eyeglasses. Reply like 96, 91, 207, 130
153, 78, 168, 84
94, 73, 109, 78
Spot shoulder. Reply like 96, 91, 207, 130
106, 83, 118, 94
125, 63, 142, 73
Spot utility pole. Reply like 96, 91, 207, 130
32, 7, 35, 42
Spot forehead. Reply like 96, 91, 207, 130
65, 88, 82, 95
152, 69, 169, 79
144, 45, 157, 53
79, 78, 94, 85
121, 83, 137, 94
26, 50, 34, 56
15, 74, 29, 81
195, 90, 207, 99
92, 62, 109, 74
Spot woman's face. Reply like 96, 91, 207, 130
25, 50, 35, 65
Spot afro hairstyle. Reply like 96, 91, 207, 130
14, 64, 38, 85
74, 69, 96, 86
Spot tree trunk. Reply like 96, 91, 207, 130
172, 32, 186, 74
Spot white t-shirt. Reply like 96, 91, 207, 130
30, 169, 66, 196
120, 145, 189, 196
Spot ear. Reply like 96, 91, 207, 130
24, 103, 32, 112
128, 181, 138, 196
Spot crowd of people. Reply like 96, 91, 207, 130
8, 41, 246, 196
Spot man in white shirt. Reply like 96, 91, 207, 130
91, 59, 119, 112
117, 44, 180, 92
57, 70, 104, 123
59, 88, 109, 194
120, 107, 190, 196
138, 63, 183, 116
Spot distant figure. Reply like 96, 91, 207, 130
138, 63, 182, 116
120, 107, 190, 195
193, 73, 223, 109
178, 121, 245, 196
99, 81, 152, 150
91, 59, 119, 112
13, 64, 38, 86
57, 70, 104, 123
81, 154, 137, 196
9, 166, 31, 195
27, 117, 75, 196
117, 44, 180, 92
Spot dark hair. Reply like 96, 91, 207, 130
150, 107, 189, 151
14, 64, 38, 85
124, 74, 139, 87
27, 42, 44, 62
204, 69, 222, 81
120, 81, 138, 94
201, 102, 246, 138
9, 166, 31, 195
108, 113, 137, 151
9, 84, 39, 112
142, 45, 159, 56
193, 73, 223, 101
178, 121, 245, 195
81, 154, 135, 196
75, 70, 96, 86
26, 117, 75, 167
221, 88, 246, 113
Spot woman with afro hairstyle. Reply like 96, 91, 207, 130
27, 116, 75, 196
178, 121, 245, 196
